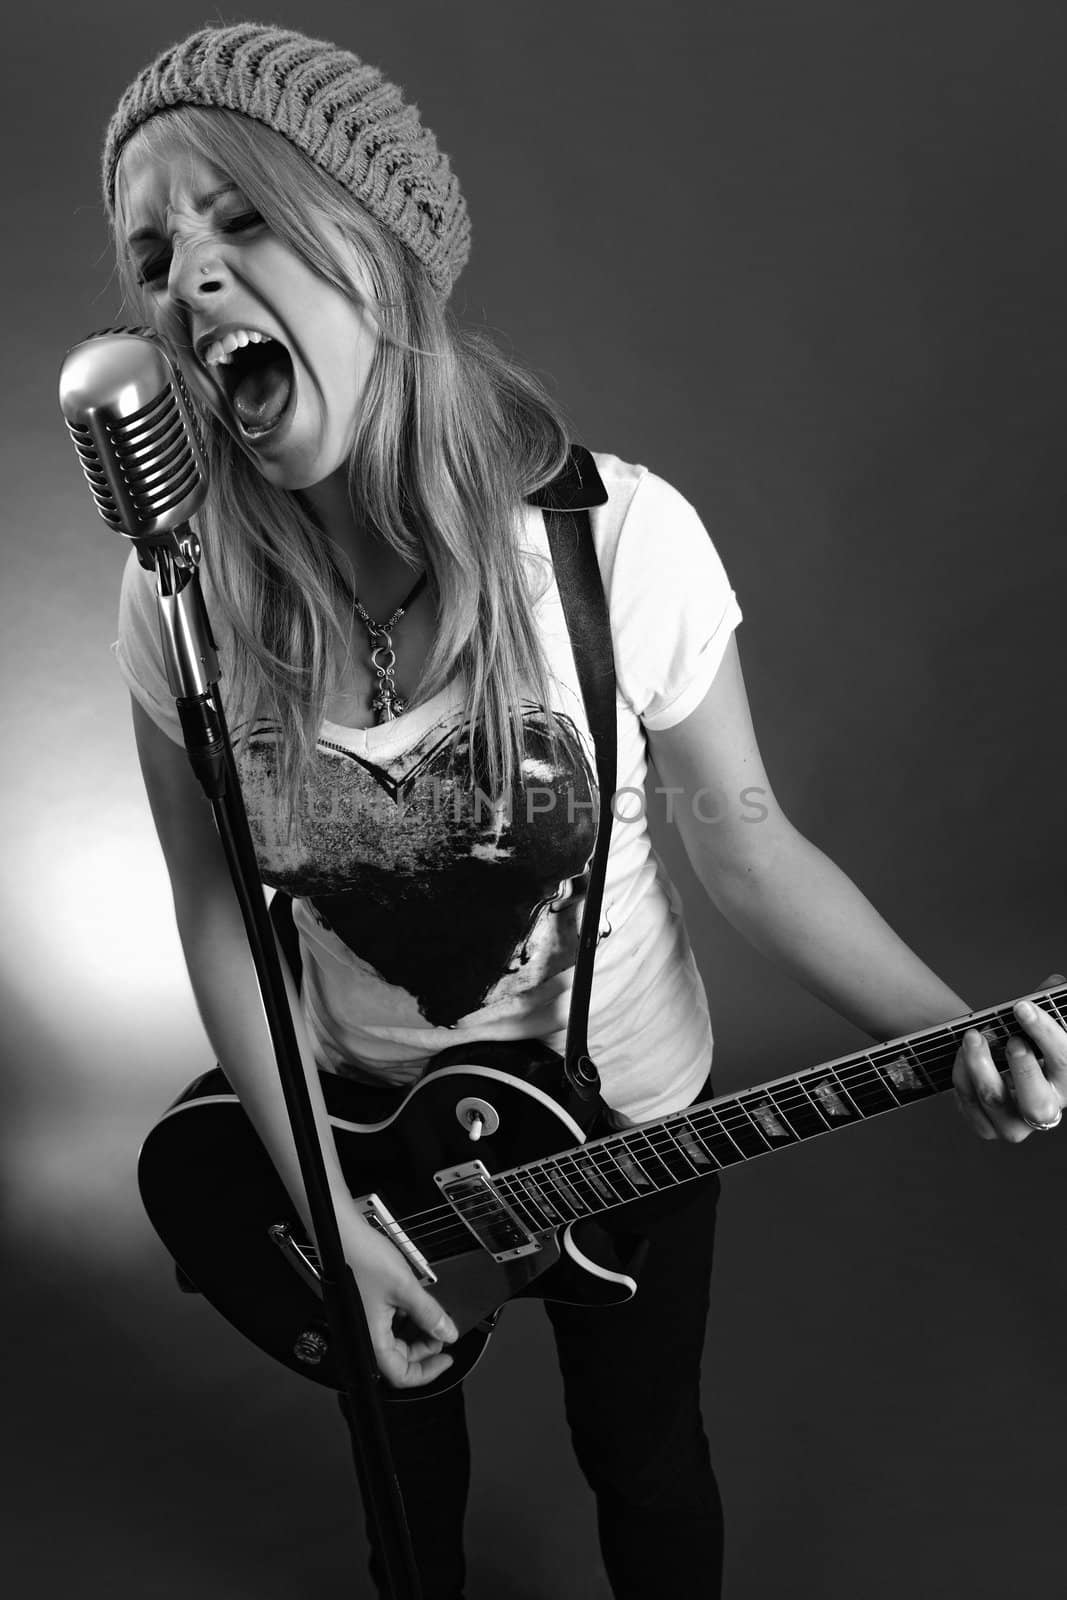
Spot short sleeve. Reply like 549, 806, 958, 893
111, 546, 186, 744
602, 467, 742, 731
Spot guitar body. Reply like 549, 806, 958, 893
138, 978, 1065, 1400
137, 1041, 650, 1401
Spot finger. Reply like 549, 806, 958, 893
382, 1341, 455, 1388
1011, 998, 1067, 1091
951, 1043, 999, 1139
1036, 973, 1065, 988
1004, 1033, 1063, 1128
400, 1286, 459, 1346
379, 1347, 455, 1388
958, 1029, 1022, 1140
370, 1309, 455, 1388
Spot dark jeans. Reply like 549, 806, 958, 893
365, 1080, 724, 1600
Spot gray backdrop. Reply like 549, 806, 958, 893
3, 1, 1066, 1596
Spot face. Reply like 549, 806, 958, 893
116, 141, 380, 493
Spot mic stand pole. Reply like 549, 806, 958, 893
147, 527, 422, 1600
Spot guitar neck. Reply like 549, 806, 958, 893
490, 986, 1067, 1229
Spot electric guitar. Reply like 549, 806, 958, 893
137, 986, 1065, 1402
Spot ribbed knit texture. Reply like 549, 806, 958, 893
102, 22, 470, 298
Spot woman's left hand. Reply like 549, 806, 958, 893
952, 972, 1067, 1141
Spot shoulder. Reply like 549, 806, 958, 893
527, 446, 711, 568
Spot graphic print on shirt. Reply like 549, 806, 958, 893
235, 705, 599, 1027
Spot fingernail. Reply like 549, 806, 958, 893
1016, 1001, 1037, 1022
436, 1317, 458, 1343
1007, 1037, 1027, 1056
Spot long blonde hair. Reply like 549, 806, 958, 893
111, 107, 573, 840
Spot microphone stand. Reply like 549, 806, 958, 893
147, 525, 422, 1600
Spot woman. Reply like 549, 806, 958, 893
103, 22, 1066, 1600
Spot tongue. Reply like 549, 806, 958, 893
233, 355, 292, 431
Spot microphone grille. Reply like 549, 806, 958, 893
59, 328, 208, 542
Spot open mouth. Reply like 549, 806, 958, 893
215, 338, 296, 440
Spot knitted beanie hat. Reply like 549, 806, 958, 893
102, 21, 471, 298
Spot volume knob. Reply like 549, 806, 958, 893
293, 1328, 328, 1365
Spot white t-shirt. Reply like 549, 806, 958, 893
113, 451, 741, 1124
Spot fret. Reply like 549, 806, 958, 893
594, 1139, 656, 1198
797, 1072, 834, 1131
669, 1116, 722, 1173
1046, 994, 1066, 1030
518, 1163, 582, 1223
645, 1123, 707, 1184
932, 1021, 975, 1088
497, 1180, 552, 1234
808, 1071, 864, 1125
724, 1096, 779, 1159
901, 1040, 938, 1093
568, 1148, 629, 1206
499, 1173, 556, 1231
552, 1151, 602, 1214
690, 1105, 751, 1167
836, 1054, 901, 1117
763, 1078, 826, 1142
876, 1047, 939, 1103
622, 1130, 675, 1187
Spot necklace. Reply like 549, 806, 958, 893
350, 570, 428, 724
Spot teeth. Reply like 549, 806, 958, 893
203, 328, 273, 367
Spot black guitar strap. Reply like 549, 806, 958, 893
527, 446, 615, 1104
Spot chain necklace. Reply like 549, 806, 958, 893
350, 570, 428, 724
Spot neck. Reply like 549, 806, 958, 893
297, 468, 375, 583
297, 469, 424, 612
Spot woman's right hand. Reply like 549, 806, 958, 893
338, 1203, 460, 1389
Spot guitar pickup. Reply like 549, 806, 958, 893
434, 1159, 541, 1262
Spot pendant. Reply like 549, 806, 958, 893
369, 627, 404, 723
372, 683, 405, 723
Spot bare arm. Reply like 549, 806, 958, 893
644, 637, 969, 1038
644, 637, 1067, 1140
130, 695, 456, 1384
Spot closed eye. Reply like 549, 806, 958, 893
135, 212, 266, 288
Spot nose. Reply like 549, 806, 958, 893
168, 242, 228, 308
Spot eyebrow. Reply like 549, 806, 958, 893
126, 183, 243, 247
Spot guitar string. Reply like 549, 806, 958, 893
347, 999, 1061, 1251
296, 997, 1063, 1267
336, 1005, 1064, 1262
331, 1062, 1014, 1266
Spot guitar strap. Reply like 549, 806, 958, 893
527, 445, 614, 1105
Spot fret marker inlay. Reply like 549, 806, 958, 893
884, 1056, 923, 1093
752, 1100, 790, 1138
675, 1127, 715, 1166
813, 1079, 851, 1116
617, 1151, 653, 1186
573, 1156, 619, 1202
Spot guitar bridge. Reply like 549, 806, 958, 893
268, 1193, 438, 1293
434, 1159, 541, 1262
352, 1193, 438, 1285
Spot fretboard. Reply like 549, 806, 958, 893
489, 986, 1067, 1232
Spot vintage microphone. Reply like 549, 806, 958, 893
59, 327, 424, 1600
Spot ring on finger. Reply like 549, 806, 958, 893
1021, 1106, 1063, 1133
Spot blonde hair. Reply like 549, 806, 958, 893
111, 107, 573, 840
